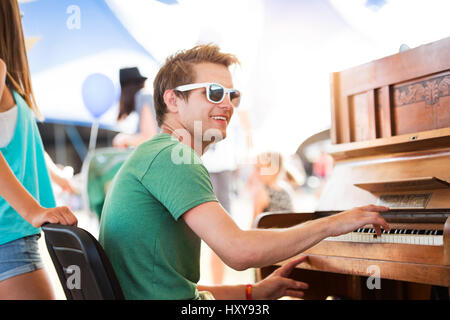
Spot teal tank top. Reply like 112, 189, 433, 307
0, 90, 56, 245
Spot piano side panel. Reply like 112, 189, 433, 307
444, 217, 450, 266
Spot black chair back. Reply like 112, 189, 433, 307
42, 223, 124, 300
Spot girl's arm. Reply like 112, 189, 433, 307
0, 152, 77, 227
44, 152, 75, 193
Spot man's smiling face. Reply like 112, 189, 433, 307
177, 62, 235, 144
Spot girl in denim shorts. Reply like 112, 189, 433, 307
0, 0, 77, 299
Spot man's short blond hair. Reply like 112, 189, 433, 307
153, 44, 240, 127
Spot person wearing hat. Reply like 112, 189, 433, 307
113, 67, 158, 148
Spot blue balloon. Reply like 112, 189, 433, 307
114, 83, 121, 104
82, 73, 115, 118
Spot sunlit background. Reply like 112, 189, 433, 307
21, 0, 450, 156
16, 0, 450, 296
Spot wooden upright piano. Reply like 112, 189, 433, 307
255, 37, 450, 299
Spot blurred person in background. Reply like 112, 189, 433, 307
113, 67, 158, 148
249, 152, 295, 224
0, 0, 77, 299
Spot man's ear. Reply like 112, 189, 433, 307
163, 89, 180, 113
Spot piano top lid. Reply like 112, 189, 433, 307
329, 125, 450, 161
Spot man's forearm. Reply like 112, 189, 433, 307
234, 205, 389, 269
235, 217, 331, 269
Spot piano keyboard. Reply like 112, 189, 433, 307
325, 228, 444, 246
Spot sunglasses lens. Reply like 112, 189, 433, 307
208, 84, 225, 103
230, 90, 241, 107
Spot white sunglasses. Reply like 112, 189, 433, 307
174, 82, 241, 108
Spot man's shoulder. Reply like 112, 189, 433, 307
137, 133, 186, 158
131, 133, 203, 172
135, 133, 177, 153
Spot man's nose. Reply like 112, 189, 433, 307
218, 93, 233, 109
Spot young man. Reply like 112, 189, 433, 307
99, 44, 390, 300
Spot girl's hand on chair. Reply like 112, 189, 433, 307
29, 206, 78, 228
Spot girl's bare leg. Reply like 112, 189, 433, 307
0, 269, 55, 300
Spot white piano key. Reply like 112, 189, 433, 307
323, 229, 444, 246
400, 230, 407, 244
415, 236, 421, 245
418, 236, 423, 245
392, 232, 398, 244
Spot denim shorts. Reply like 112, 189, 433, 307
0, 234, 44, 282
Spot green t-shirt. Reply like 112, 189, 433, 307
99, 133, 217, 300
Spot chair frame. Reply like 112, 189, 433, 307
42, 223, 124, 300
